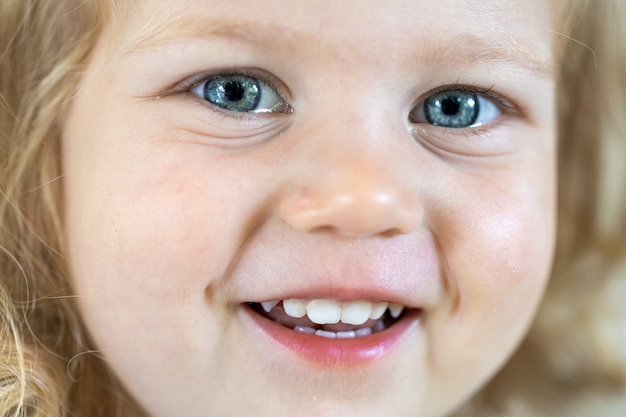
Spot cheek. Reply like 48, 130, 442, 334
74, 162, 242, 298
444, 175, 555, 318
425, 165, 556, 389
63, 153, 255, 393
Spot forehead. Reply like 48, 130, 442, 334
109, 0, 555, 76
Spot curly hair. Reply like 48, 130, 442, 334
0, 1, 123, 416
0, 1, 624, 416
457, 1, 626, 415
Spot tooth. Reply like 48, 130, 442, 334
375, 320, 386, 332
315, 329, 337, 339
260, 300, 279, 313
369, 302, 389, 320
341, 301, 372, 325
388, 303, 405, 319
306, 299, 341, 325
355, 327, 372, 337
294, 326, 316, 334
283, 299, 307, 318
336, 330, 356, 339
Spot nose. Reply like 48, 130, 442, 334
279, 151, 423, 238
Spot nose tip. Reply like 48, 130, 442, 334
279, 180, 423, 238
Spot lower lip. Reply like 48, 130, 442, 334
243, 305, 420, 368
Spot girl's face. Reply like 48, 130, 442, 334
63, 1, 556, 416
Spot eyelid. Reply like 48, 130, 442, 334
416, 84, 520, 120
435, 84, 515, 111
164, 68, 293, 115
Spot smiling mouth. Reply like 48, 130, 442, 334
247, 299, 414, 339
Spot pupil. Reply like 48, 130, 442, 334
441, 97, 460, 116
224, 81, 245, 102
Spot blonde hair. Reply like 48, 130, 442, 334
457, 1, 626, 415
0, 1, 121, 416
0, 1, 624, 416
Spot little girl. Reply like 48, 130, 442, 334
1, 1, 625, 416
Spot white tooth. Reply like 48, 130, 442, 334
369, 302, 389, 320
336, 330, 356, 339
355, 327, 372, 337
260, 300, 279, 313
341, 301, 372, 325
283, 299, 307, 318
389, 303, 405, 319
294, 326, 316, 334
315, 329, 337, 339
306, 299, 341, 325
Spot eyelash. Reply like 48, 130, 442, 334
425, 84, 517, 113
171, 71, 520, 126
174, 69, 289, 117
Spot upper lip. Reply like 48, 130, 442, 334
228, 259, 441, 311
220, 231, 443, 310
244, 285, 425, 309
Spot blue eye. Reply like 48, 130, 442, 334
192, 74, 288, 113
415, 89, 501, 128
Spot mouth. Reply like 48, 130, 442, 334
247, 298, 416, 339
244, 297, 421, 366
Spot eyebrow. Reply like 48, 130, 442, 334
121, 18, 298, 55
420, 33, 555, 79
122, 16, 554, 79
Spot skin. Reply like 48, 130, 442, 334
62, 1, 557, 416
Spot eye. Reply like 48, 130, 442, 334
411, 89, 501, 128
191, 74, 289, 113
